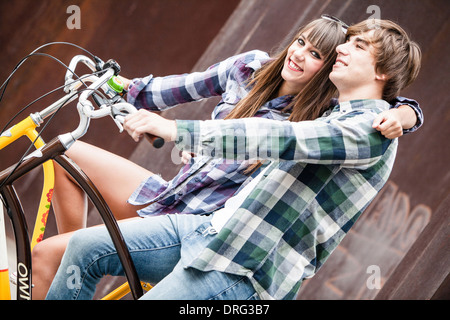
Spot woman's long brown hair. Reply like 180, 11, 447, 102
224, 19, 346, 174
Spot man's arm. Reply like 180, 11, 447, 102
172, 112, 392, 170
123, 103, 395, 169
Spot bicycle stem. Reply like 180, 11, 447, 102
29, 72, 103, 128
28, 93, 79, 128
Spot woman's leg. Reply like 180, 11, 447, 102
45, 214, 213, 300
33, 141, 152, 298
31, 231, 74, 300
52, 140, 153, 233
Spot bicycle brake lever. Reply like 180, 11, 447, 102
110, 105, 127, 132
110, 104, 165, 148
113, 117, 125, 133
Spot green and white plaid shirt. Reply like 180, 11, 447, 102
175, 99, 397, 300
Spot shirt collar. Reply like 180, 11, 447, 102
337, 99, 390, 113
265, 95, 293, 111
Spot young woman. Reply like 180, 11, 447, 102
33, 16, 422, 299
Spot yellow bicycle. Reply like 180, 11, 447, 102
0, 44, 161, 300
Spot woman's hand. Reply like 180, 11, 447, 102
117, 76, 132, 91
123, 109, 177, 142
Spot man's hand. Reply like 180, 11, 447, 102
373, 105, 417, 139
372, 109, 403, 139
123, 109, 177, 142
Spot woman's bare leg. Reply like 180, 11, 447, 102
52, 140, 153, 233
31, 231, 74, 299
32, 141, 153, 299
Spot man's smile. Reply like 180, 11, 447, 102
333, 57, 348, 68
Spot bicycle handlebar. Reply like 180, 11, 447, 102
64, 55, 98, 92
58, 55, 164, 149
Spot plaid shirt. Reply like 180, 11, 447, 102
175, 99, 399, 300
126, 51, 292, 216
126, 51, 423, 218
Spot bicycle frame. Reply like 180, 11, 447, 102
0, 114, 54, 300
0, 115, 55, 250
0, 137, 144, 300
0, 199, 10, 299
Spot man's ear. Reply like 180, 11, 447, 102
375, 73, 388, 81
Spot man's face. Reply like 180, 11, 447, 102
329, 30, 382, 92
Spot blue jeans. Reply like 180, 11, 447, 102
45, 214, 258, 300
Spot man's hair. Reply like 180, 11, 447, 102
347, 19, 422, 102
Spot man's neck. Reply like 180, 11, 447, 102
337, 85, 384, 103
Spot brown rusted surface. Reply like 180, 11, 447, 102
0, 0, 240, 299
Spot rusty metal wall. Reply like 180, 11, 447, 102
1, 0, 449, 300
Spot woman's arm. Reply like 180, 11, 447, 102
120, 51, 269, 112
372, 96, 423, 139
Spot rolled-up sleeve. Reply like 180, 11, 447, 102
126, 52, 265, 111
391, 96, 424, 134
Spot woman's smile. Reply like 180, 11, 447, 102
287, 59, 304, 72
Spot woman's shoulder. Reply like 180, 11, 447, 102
224, 50, 271, 79
234, 50, 271, 67
207, 50, 269, 75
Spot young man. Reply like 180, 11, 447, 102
46, 19, 421, 300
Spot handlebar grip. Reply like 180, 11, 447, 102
144, 133, 165, 148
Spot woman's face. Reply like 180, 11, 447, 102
280, 30, 325, 96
